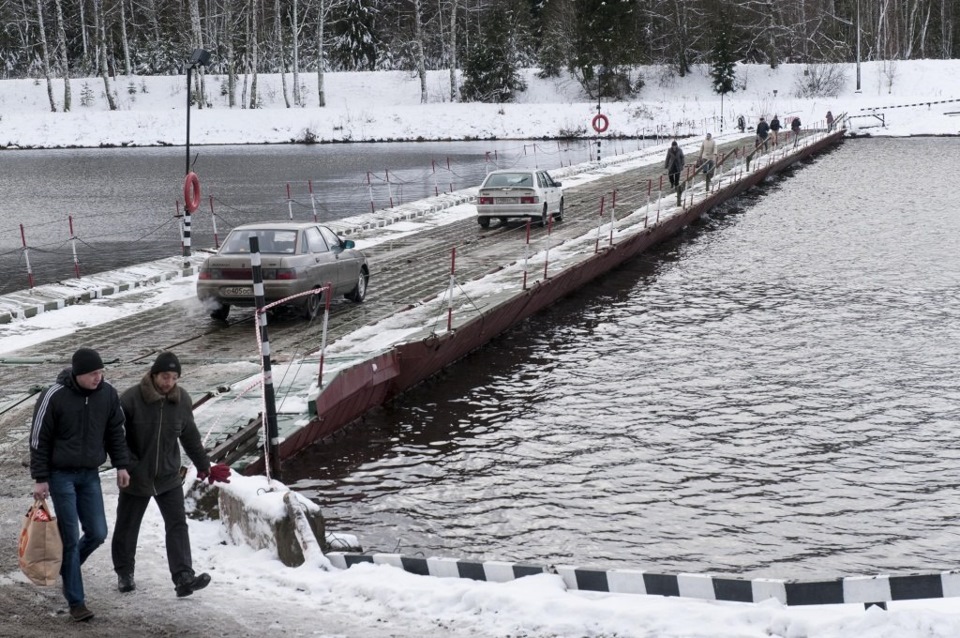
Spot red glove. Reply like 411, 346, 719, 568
207, 463, 231, 484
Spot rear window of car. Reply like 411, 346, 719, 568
483, 173, 534, 188
221, 230, 298, 254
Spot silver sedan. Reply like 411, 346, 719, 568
196, 222, 369, 320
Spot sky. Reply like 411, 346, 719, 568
4, 61, 960, 637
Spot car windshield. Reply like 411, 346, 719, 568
221, 229, 298, 254
483, 173, 533, 188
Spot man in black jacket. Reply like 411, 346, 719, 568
111, 352, 229, 598
30, 347, 131, 622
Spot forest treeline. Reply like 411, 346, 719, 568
3, 0, 958, 110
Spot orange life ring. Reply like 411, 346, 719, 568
592, 113, 609, 134
183, 172, 201, 213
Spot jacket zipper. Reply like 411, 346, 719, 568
152, 401, 163, 496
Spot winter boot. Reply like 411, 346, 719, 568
174, 571, 211, 598
118, 573, 136, 593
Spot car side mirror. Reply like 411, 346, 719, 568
342, 239, 355, 249
555, 181, 562, 187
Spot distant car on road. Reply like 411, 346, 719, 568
476, 169, 563, 228
196, 222, 369, 321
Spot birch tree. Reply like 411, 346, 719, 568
275, 0, 291, 106
35, 0, 57, 111
53, 0, 71, 110
95, 0, 118, 109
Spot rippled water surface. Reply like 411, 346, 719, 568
286, 138, 960, 578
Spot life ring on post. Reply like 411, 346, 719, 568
591, 113, 609, 134
183, 172, 201, 213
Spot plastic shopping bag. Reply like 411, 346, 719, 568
18, 499, 62, 586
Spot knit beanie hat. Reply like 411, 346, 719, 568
151, 352, 182, 376
72, 347, 104, 376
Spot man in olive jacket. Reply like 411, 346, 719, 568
111, 351, 227, 597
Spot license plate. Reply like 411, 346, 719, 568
497, 197, 519, 204
221, 286, 253, 296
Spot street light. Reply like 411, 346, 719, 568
183, 48, 210, 266
855, 0, 861, 92
185, 48, 210, 176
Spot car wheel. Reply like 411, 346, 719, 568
498, 217, 508, 226
346, 266, 369, 303
210, 304, 230, 321
478, 217, 490, 229
555, 198, 564, 221
301, 289, 322, 320
540, 204, 549, 227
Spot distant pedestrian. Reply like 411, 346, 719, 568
769, 115, 781, 145
30, 347, 131, 623
112, 352, 230, 598
664, 141, 685, 190
755, 117, 770, 152
698, 132, 716, 163
737, 115, 746, 133
791, 116, 802, 142
826, 110, 835, 131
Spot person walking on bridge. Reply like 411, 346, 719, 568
791, 116, 802, 145
755, 117, 770, 152
30, 347, 131, 622
664, 140, 685, 191
111, 351, 230, 598
769, 115, 781, 145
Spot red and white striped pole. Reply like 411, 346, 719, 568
446, 246, 456, 332
20, 224, 34, 289
208, 196, 220, 248
317, 282, 333, 385
309, 180, 318, 222
386, 169, 394, 208
645, 180, 652, 227
608, 189, 617, 246
367, 172, 375, 213
543, 214, 553, 279
523, 220, 531, 290
594, 195, 605, 254
69, 215, 80, 279
432, 160, 439, 197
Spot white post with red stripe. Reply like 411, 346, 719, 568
20, 224, 34, 289
446, 247, 456, 332
69, 215, 80, 279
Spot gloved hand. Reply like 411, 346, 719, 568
207, 463, 231, 484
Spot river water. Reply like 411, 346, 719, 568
282, 138, 960, 580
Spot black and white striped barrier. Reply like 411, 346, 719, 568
327, 553, 960, 607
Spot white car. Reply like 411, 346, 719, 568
476, 169, 564, 228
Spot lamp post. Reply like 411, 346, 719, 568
185, 48, 211, 176
183, 48, 210, 266
855, 0, 862, 92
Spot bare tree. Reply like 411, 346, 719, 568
225, 0, 237, 107
34, 0, 57, 111
275, 0, 291, 107
53, 0, 71, 110
118, 0, 132, 75
189, 0, 206, 108
94, 0, 118, 109
291, 0, 300, 105
249, 0, 260, 108
447, 0, 458, 101
411, 0, 428, 102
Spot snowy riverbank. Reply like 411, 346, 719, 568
1, 60, 959, 149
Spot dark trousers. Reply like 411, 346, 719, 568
112, 486, 193, 583
668, 171, 680, 188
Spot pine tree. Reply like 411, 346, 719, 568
459, 7, 526, 103
330, 0, 379, 71
710, 20, 736, 97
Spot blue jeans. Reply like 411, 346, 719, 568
49, 469, 107, 608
